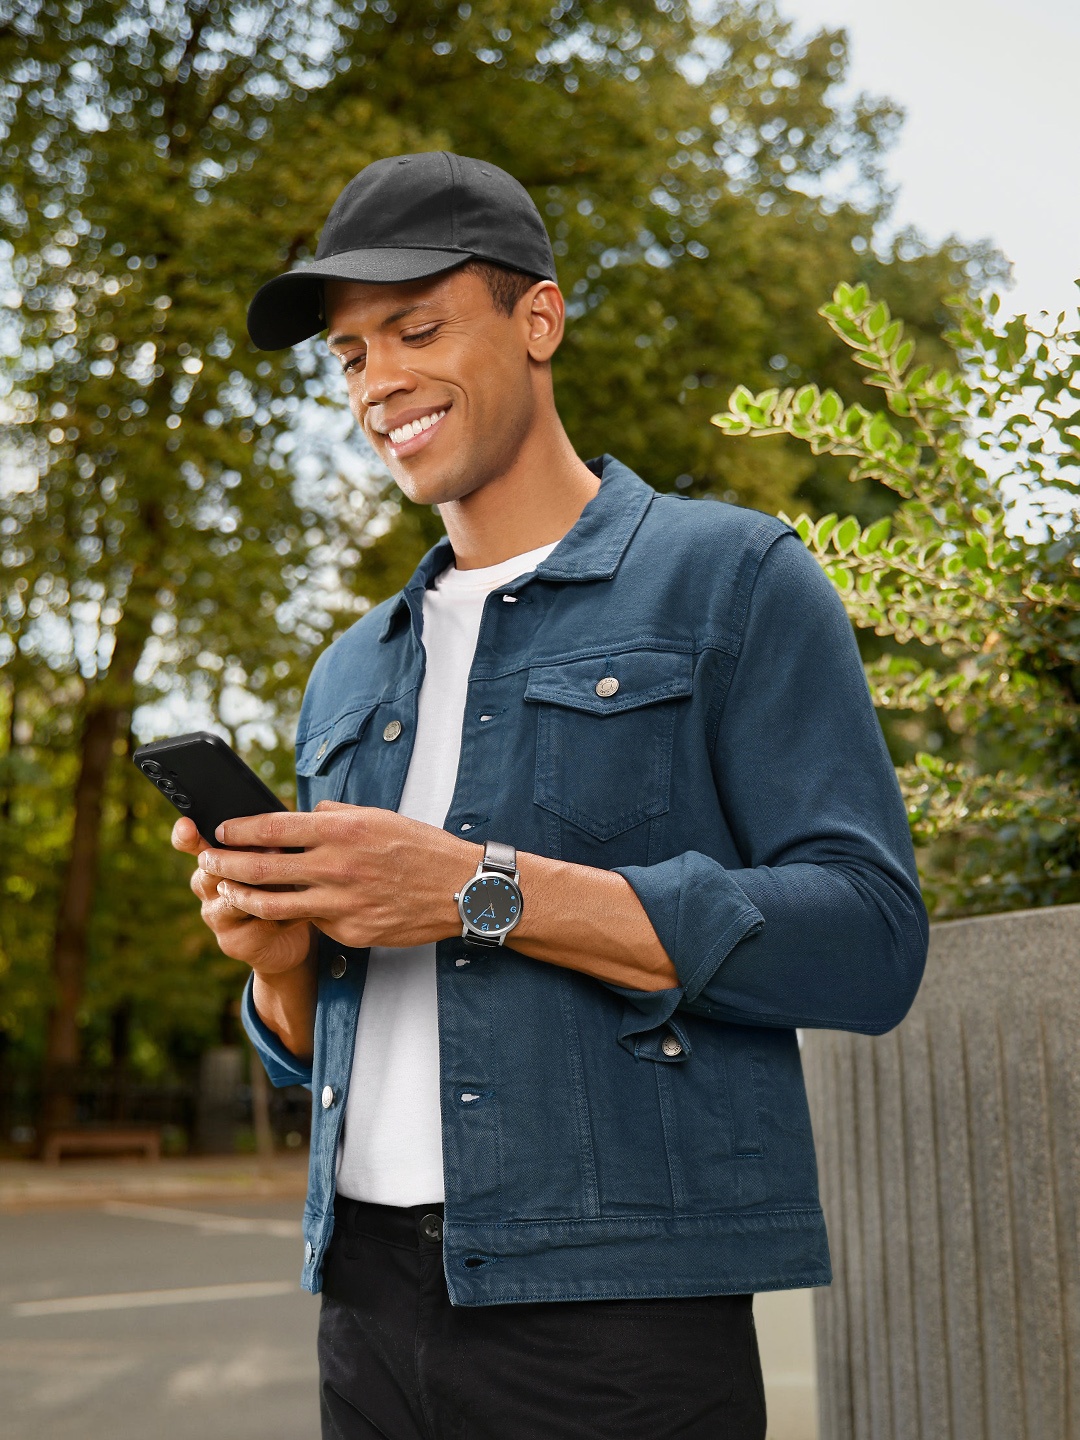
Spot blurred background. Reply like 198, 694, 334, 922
1, 2, 1076, 1437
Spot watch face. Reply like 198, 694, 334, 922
460, 875, 520, 935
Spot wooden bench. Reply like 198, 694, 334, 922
42, 1127, 162, 1165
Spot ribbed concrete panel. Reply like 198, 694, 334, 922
802, 904, 1080, 1440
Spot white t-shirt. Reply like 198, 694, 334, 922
335, 540, 559, 1205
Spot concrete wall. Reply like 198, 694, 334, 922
802, 904, 1080, 1440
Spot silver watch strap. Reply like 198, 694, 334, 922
483, 839, 517, 876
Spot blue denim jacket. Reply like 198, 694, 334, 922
243, 455, 928, 1305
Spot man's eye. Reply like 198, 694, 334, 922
404, 325, 440, 343
342, 355, 365, 374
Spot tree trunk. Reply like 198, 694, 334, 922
1, 670, 16, 823
42, 611, 149, 1131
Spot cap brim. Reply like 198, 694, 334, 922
246, 248, 471, 351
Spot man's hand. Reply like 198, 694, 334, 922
194, 801, 482, 951
172, 815, 315, 976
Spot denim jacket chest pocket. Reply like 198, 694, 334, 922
525, 649, 693, 844
295, 706, 378, 807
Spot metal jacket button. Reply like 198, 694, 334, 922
330, 954, 347, 979
321, 1085, 335, 1109
661, 1034, 683, 1057
304, 1241, 313, 1263
382, 719, 402, 742
595, 676, 619, 698
316, 740, 328, 760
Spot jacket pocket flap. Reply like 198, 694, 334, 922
525, 650, 693, 716
295, 708, 375, 777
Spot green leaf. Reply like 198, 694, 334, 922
867, 411, 895, 452
834, 516, 860, 552
850, 283, 869, 313
894, 338, 915, 372
866, 301, 890, 337
757, 388, 780, 416
729, 385, 755, 415
794, 385, 818, 415
881, 319, 903, 352
817, 390, 843, 425
814, 513, 838, 549
863, 516, 892, 551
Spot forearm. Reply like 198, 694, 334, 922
200, 806, 677, 996
506, 852, 677, 992
251, 929, 319, 1062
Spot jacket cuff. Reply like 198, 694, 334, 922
613, 851, 765, 1003
241, 971, 314, 1091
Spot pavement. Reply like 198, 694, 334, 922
0, 1156, 819, 1439
0, 1154, 309, 1211
0, 1195, 319, 1440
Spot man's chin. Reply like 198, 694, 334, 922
390, 460, 482, 510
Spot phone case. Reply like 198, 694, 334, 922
132, 731, 287, 847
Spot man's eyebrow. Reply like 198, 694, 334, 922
327, 301, 438, 350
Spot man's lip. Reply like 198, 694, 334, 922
372, 403, 451, 437
381, 407, 449, 459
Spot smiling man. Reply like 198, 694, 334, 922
172, 152, 928, 1440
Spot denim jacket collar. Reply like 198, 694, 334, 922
378, 455, 654, 643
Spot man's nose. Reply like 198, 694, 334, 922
360, 342, 415, 407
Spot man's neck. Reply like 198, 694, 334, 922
437, 424, 600, 571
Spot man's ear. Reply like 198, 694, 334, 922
523, 281, 565, 363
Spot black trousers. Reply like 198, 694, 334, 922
318, 1194, 768, 1440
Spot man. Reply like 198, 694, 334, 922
173, 152, 928, 1439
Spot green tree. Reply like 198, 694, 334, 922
712, 283, 1080, 915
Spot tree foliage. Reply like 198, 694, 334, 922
713, 283, 1080, 916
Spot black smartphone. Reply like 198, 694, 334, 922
132, 731, 288, 849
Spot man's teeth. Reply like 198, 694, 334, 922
389, 409, 446, 445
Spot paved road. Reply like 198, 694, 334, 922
0, 1198, 320, 1440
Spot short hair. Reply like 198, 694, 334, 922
459, 258, 541, 316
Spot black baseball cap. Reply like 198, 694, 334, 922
247, 152, 557, 351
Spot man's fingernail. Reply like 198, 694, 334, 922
215, 824, 225, 842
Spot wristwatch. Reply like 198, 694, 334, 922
454, 840, 523, 947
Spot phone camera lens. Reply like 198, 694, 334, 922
158, 777, 176, 793
141, 761, 163, 777
172, 793, 192, 810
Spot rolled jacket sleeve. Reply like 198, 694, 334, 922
241, 970, 314, 1090
615, 530, 929, 1037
